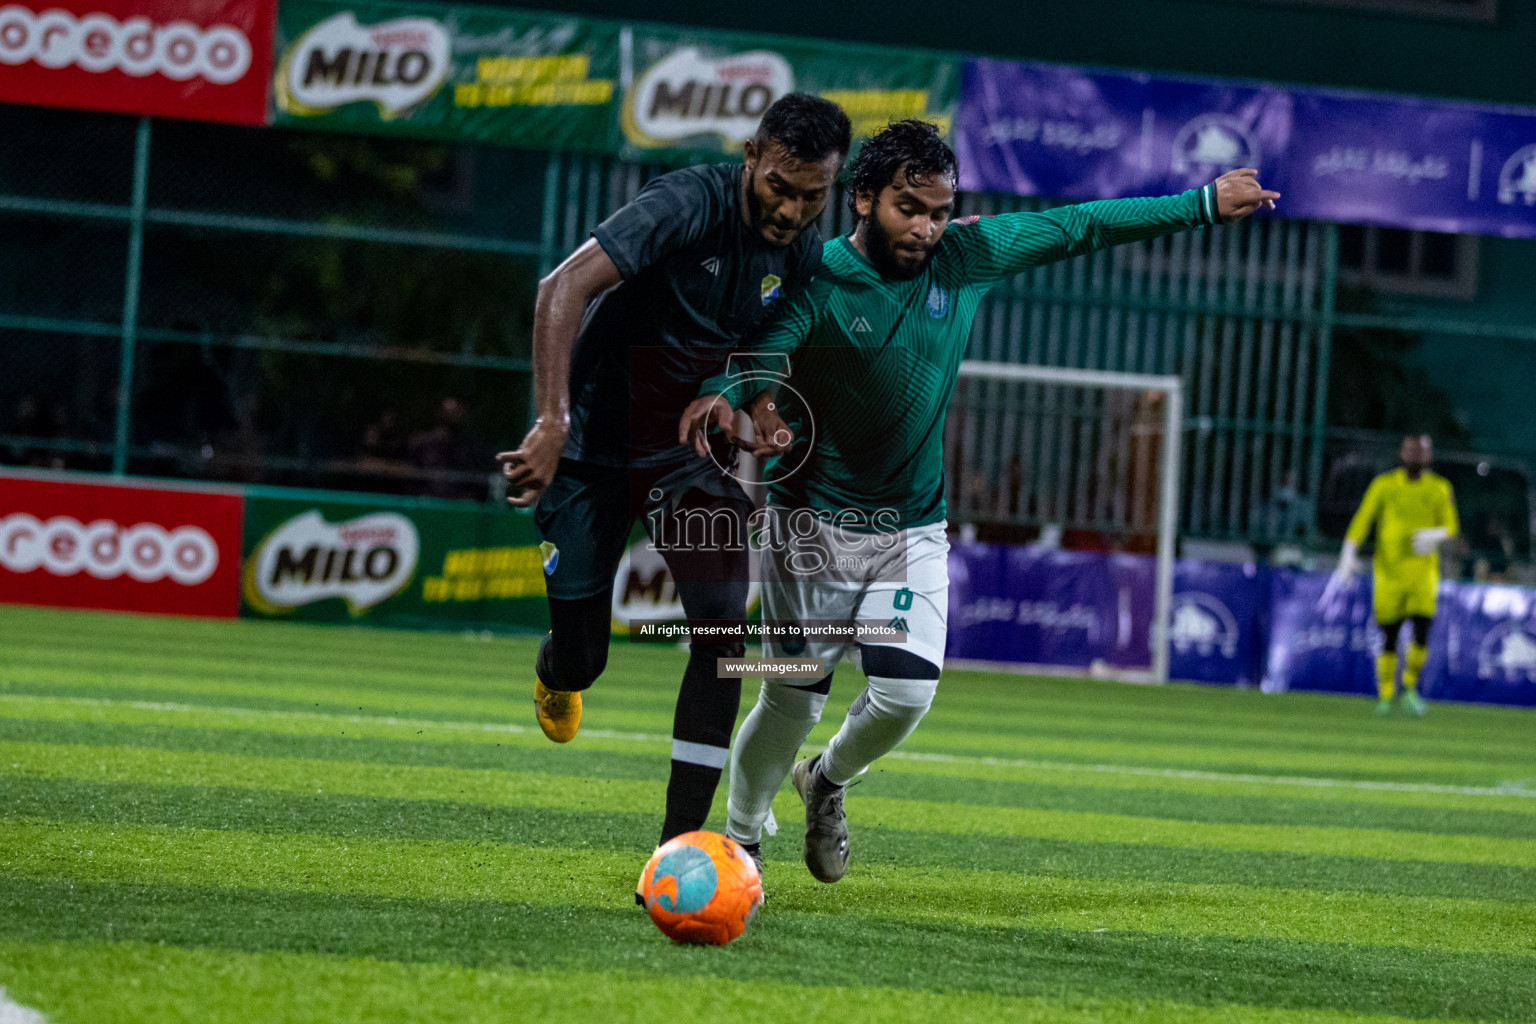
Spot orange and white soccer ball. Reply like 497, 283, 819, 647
636, 830, 763, 945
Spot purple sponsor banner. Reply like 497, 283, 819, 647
958, 57, 1536, 238
1263, 568, 1377, 695
949, 544, 1536, 705
947, 545, 1116, 668
1107, 555, 1263, 684
947, 546, 1263, 684
1420, 583, 1536, 706
1169, 559, 1264, 685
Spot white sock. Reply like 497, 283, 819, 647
820, 675, 937, 788
725, 679, 827, 844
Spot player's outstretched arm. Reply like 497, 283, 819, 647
497, 240, 621, 507
952, 170, 1279, 285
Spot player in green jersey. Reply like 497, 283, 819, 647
679, 120, 1278, 884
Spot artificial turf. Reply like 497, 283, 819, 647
1, 603, 1533, 1023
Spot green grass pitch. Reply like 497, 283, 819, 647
1, 602, 1534, 1023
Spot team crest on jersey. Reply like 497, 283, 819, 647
761, 274, 782, 305
539, 541, 559, 576
926, 283, 949, 319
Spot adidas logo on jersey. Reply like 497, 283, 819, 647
700, 257, 721, 274
850, 316, 872, 333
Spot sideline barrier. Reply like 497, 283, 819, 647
0, 472, 243, 618
948, 543, 1536, 707
240, 489, 547, 632
6, 469, 1533, 704
1, 470, 549, 632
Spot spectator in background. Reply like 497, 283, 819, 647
3, 394, 78, 469
210, 390, 268, 483
408, 397, 478, 498
4, 395, 47, 465
1473, 517, 1514, 583
359, 406, 407, 463
1263, 469, 1314, 542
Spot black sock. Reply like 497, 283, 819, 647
536, 594, 611, 692
658, 646, 742, 844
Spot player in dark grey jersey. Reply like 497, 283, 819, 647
496, 93, 851, 845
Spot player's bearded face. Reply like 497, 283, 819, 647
860, 174, 955, 280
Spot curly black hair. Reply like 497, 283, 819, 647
846, 119, 958, 216
755, 93, 853, 164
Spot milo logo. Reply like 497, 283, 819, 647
276, 12, 450, 117
244, 510, 419, 615
623, 47, 793, 148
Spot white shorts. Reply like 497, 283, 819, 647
758, 510, 950, 674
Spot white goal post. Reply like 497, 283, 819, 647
954, 361, 1185, 684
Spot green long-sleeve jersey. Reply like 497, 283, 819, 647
702, 184, 1221, 530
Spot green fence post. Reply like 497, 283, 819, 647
1306, 222, 1339, 539
112, 116, 151, 476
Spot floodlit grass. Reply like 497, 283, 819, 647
2, 603, 1534, 1023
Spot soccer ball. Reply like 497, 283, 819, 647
636, 830, 763, 945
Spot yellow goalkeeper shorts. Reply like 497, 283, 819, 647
1373, 567, 1438, 623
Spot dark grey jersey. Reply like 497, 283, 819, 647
566, 163, 821, 467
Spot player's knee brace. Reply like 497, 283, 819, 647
758, 674, 832, 727
856, 675, 939, 722
854, 644, 941, 722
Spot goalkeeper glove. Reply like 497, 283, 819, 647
1412, 527, 1450, 555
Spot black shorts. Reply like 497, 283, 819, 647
533, 453, 752, 602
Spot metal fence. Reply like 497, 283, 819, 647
1, 102, 1531, 552
950, 191, 1334, 545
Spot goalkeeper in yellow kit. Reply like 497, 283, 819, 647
1324, 435, 1459, 715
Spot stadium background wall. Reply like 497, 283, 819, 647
4, 468, 1536, 708
3, 0, 1536, 556
0, 469, 548, 632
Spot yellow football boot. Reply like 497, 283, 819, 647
534, 677, 581, 743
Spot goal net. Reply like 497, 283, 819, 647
947, 361, 1184, 684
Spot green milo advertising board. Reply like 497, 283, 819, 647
269, 0, 960, 160
617, 26, 958, 163
240, 490, 549, 632
271, 0, 619, 150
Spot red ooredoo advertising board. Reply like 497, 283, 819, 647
0, 475, 244, 618
0, 0, 275, 125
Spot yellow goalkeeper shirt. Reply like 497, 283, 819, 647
1345, 468, 1459, 575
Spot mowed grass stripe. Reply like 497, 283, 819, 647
11, 739, 1536, 868
0, 940, 1495, 1024
3, 817, 1533, 956
7, 692, 1535, 817
7, 608, 1535, 766
12, 634, 1532, 765
5, 878, 1533, 1022
8, 714, 1536, 840
12, 776, 1533, 903
5, 674, 1529, 786
7, 603, 1533, 740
